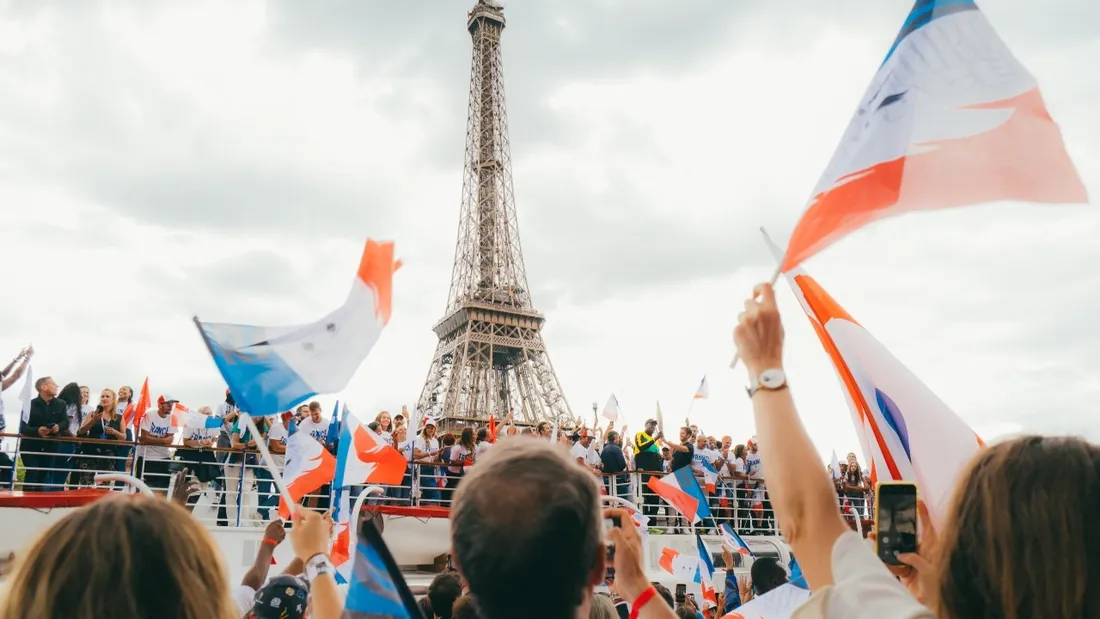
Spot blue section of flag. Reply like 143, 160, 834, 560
789, 555, 808, 589
875, 388, 913, 460
193, 318, 315, 417
203, 416, 223, 429
882, 0, 979, 64
673, 466, 712, 519
334, 406, 355, 489
695, 534, 715, 578
327, 401, 341, 445
345, 515, 422, 618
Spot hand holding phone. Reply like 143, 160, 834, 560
875, 481, 918, 565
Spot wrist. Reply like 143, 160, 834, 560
616, 576, 651, 602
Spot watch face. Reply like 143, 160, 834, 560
760, 369, 786, 388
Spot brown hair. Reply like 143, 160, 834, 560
0, 495, 237, 619
450, 438, 602, 619
936, 435, 1100, 619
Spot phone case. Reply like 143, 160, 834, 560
874, 481, 918, 565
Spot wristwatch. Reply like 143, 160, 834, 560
304, 553, 334, 582
746, 369, 788, 398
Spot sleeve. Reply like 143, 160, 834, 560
614, 447, 627, 470
232, 585, 256, 618
139, 413, 151, 434
722, 570, 741, 613
634, 431, 656, 451
795, 531, 935, 619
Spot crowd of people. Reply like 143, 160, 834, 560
0, 283, 1098, 619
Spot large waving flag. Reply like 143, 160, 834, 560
648, 466, 712, 524
719, 523, 753, 557
780, 0, 1086, 272
194, 239, 400, 416
344, 515, 422, 618
335, 411, 407, 488
658, 548, 701, 582
696, 534, 718, 610
765, 232, 983, 523
277, 429, 337, 519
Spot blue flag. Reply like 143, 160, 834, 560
344, 517, 423, 618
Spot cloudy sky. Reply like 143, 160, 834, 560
0, 0, 1096, 462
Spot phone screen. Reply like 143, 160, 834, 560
876, 483, 918, 565
674, 584, 686, 604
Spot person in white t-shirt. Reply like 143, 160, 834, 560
388, 425, 413, 503
257, 413, 290, 521
179, 405, 221, 516
137, 395, 178, 493
413, 419, 442, 504
475, 428, 493, 456
296, 403, 329, 446
374, 410, 394, 446
570, 429, 600, 473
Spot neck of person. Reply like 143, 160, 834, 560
39, 393, 53, 403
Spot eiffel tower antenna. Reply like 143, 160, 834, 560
416, 0, 572, 428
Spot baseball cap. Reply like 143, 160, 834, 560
424, 417, 438, 427
252, 575, 309, 619
577, 428, 593, 439
157, 394, 179, 405
645, 418, 658, 425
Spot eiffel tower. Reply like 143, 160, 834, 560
417, 0, 572, 429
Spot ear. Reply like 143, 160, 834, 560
588, 542, 607, 588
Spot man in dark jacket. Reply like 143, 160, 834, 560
600, 431, 630, 499
19, 376, 69, 490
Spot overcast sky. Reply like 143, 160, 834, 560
1, 0, 1096, 462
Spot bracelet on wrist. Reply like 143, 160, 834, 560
628, 586, 658, 619
262, 538, 279, 547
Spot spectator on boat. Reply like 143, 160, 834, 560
426, 572, 463, 619
388, 424, 414, 503
475, 428, 492, 455
227, 415, 262, 526
20, 376, 68, 491
0, 347, 31, 486
571, 428, 598, 471
115, 384, 135, 474
0, 495, 238, 619
439, 432, 457, 504
842, 453, 868, 517
257, 412, 290, 521
73, 388, 126, 486
601, 430, 629, 498
297, 401, 328, 444
414, 418, 442, 504
56, 381, 83, 487
375, 410, 394, 445
449, 437, 677, 619
633, 418, 662, 517
136, 394, 177, 493
447, 427, 476, 492
535, 421, 551, 439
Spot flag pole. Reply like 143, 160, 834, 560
241, 412, 297, 513
728, 230, 784, 370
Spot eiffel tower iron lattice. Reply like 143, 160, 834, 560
416, 0, 572, 429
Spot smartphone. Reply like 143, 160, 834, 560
875, 481, 918, 565
674, 584, 686, 604
604, 517, 620, 580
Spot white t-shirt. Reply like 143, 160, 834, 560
397, 439, 415, 463
570, 442, 590, 465
791, 531, 934, 619
232, 584, 256, 618
413, 435, 439, 460
139, 409, 176, 460
746, 451, 762, 480
378, 429, 393, 446
183, 421, 218, 444
692, 447, 720, 474
475, 441, 492, 456
266, 420, 289, 467
448, 444, 472, 473
296, 417, 329, 444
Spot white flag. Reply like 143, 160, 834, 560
601, 394, 620, 422
19, 363, 34, 423
830, 449, 842, 480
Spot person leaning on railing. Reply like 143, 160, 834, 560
0, 347, 31, 486
19, 375, 69, 491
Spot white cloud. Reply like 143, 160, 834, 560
1, 0, 1097, 465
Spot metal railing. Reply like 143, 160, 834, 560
0, 434, 875, 533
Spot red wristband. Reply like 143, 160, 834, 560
262, 538, 279, 547
628, 586, 658, 619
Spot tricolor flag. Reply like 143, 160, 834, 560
344, 516, 422, 618
182, 409, 222, 430
194, 239, 401, 416
601, 394, 621, 422
780, 0, 1086, 272
647, 466, 712, 524
657, 548, 700, 582
124, 378, 151, 429
695, 534, 718, 610
700, 459, 719, 495
764, 232, 983, 523
693, 375, 709, 400
335, 411, 407, 488
277, 429, 337, 519
168, 402, 192, 428
18, 363, 34, 423
719, 523, 753, 557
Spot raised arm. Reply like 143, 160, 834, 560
734, 283, 848, 590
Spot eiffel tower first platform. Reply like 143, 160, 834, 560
416, 0, 572, 429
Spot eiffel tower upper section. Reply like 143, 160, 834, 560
416, 0, 572, 427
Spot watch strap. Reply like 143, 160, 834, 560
304, 553, 334, 582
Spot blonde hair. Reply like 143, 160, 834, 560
0, 495, 237, 619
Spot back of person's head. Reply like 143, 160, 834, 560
0, 495, 236, 619
251, 575, 309, 619
936, 435, 1100, 619
674, 605, 697, 619
588, 593, 616, 619
428, 572, 463, 619
750, 557, 789, 596
417, 596, 434, 618
451, 438, 603, 619
452, 594, 481, 619
651, 582, 674, 608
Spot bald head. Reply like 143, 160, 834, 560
451, 437, 603, 619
